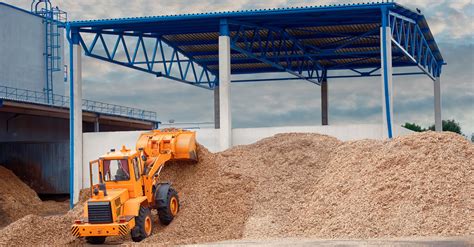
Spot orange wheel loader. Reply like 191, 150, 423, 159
71, 129, 197, 244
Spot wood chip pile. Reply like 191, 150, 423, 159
0, 131, 472, 246
0, 165, 43, 227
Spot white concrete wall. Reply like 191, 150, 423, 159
80, 124, 412, 193
0, 4, 65, 95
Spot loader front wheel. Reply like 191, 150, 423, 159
131, 206, 152, 242
85, 236, 106, 244
156, 185, 179, 225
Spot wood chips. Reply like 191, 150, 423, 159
0, 131, 472, 246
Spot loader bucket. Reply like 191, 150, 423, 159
136, 129, 197, 162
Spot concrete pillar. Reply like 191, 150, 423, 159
434, 77, 442, 131
214, 86, 220, 129
321, 77, 328, 126
73, 44, 83, 204
219, 19, 232, 150
94, 116, 100, 132
380, 10, 393, 139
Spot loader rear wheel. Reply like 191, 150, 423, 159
85, 236, 106, 244
131, 206, 152, 242
156, 185, 179, 225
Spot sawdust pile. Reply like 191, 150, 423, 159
142, 144, 256, 246
0, 166, 70, 228
0, 188, 88, 246
146, 131, 472, 245
0, 131, 472, 246
233, 132, 472, 239
306, 133, 472, 238
0, 166, 44, 226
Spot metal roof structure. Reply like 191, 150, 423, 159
65, 2, 446, 207
68, 1, 444, 89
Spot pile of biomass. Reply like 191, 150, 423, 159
0, 189, 87, 246
0, 131, 472, 246
0, 166, 43, 226
0, 166, 69, 228
305, 133, 472, 238
143, 131, 472, 245
149, 131, 471, 245
142, 144, 256, 246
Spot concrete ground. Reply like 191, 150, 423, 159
187, 236, 473, 247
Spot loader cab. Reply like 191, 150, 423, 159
89, 145, 144, 199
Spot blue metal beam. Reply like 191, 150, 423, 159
138, 49, 404, 66
227, 21, 327, 85
77, 32, 217, 88
66, 2, 444, 89
169, 31, 377, 47
381, 6, 393, 139
388, 11, 442, 80
231, 71, 429, 83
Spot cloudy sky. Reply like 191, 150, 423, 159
8, 0, 474, 135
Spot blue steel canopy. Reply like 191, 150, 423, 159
67, 1, 444, 89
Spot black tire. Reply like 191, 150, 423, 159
85, 236, 106, 244
155, 184, 179, 225
131, 206, 152, 242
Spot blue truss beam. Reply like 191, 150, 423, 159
227, 21, 332, 85
231, 71, 428, 83
67, 2, 444, 88
139, 50, 404, 67
388, 11, 442, 80
192, 22, 384, 78
77, 32, 217, 89
169, 31, 377, 47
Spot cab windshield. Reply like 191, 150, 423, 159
103, 159, 130, 181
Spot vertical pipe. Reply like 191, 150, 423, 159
321, 71, 328, 126
434, 77, 442, 131
219, 19, 232, 150
44, 12, 50, 104
381, 7, 393, 138
50, 11, 55, 104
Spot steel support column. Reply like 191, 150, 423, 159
434, 77, 442, 131
219, 19, 232, 150
321, 71, 328, 126
381, 8, 393, 138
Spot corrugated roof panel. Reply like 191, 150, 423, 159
70, 2, 393, 25
68, 2, 444, 81
164, 32, 219, 42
